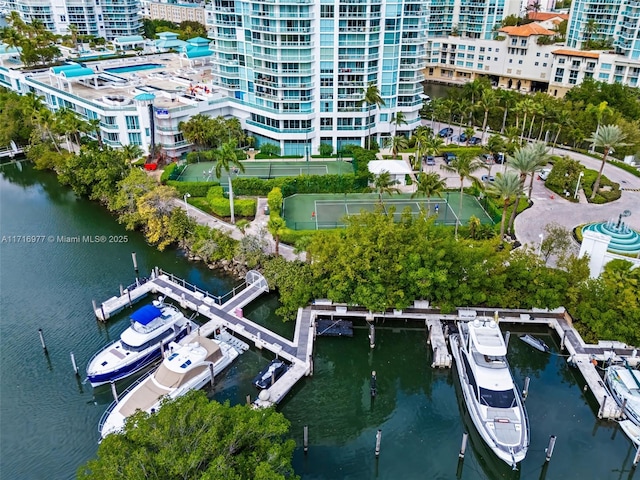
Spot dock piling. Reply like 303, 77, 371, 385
633, 445, 640, 468
560, 331, 566, 351
458, 432, 468, 459
369, 323, 375, 349
127, 289, 132, 307
598, 395, 608, 418
427, 324, 432, 345
309, 354, 314, 375
92, 300, 98, 319
619, 398, 627, 419
209, 364, 215, 388
131, 252, 139, 279
303, 425, 309, 453
374, 429, 382, 457
70, 352, 79, 375
38, 328, 47, 352
544, 435, 556, 462
119, 284, 123, 296
523, 376, 531, 400
100, 303, 106, 322
370, 371, 377, 397
505, 331, 511, 349
110, 381, 119, 404
246, 394, 251, 406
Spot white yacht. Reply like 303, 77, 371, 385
450, 318, 529, 468
86, 298, 191, 387
606, 364, 640, 426
99, 334, 246, 438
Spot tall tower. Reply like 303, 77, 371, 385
208, 0, 426, 154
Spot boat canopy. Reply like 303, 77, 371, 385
470, 320, 507, 357
131, 304, 163, 325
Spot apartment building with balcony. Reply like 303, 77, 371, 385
205, 0, 427, 154
147, 2, 206, 25
9, 0, 141, 40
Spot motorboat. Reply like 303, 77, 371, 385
99, 334, 246, 438
605, 364, 640, 426
450, 318, 529, 468
619, 420, 640, 447
253, 359, 289, 389
86, 298, 191, 387
519, 334, 550, 353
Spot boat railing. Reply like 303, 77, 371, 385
86, 339, 119, 374
98, 369, 156, 434
154, 268, 249, 306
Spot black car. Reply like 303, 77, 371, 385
469, 136, 482, 145
457, 133, 467, 143
438, 127, 453, 138
481, 175, 495, 183
442, 152, 457, 164
253, 359, 289, 389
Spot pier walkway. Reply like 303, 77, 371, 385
94, 269, 315, 407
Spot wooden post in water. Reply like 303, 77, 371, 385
458, 432, 468, 459
369, 323, 375, 349
427, 324, 432, 345
70, 352, 79, 375
131, 252, 139, 280
38, 328, 47, 352
309, 354, 314, 375
246, 394, 251, 406
374, 429, 382, 457
633, 444, 640, 468
110, 381, 119, 404
523, 377, 531, 400
544, 435, 556, 462
119, 284, 123, 296
303, 425, 309, 453
100, 303, 106, 322
598, 395, 608, 418
209, 364, 215, 387
560, 331, 566, 351
370, 371, 377, 397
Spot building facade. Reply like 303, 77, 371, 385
8, 0, 141, 40
206, 0, 428, 154
148, 2, 206, 25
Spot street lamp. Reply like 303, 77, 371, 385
573, 171, 584, 199
537, 233, 544, 256
183, 193, 191, 217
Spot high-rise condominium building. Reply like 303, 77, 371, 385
8, 0, 142, 40
566, 0, 640, 60
207, 0, 429, 154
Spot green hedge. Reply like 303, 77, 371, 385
161, 163, 177, 183
167, 180, 219, 197
232, 173, 368, 197
254, 153, 303, 160
610, 159, 640, 178
206, 186, 256, 217
206, 186, 225, 201
279, 228, 320, 246
582, 171, 621, 204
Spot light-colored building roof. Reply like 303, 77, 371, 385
113, 35, 146, 44
368, 160, 412, 176
552, 49, 600, 59
499, 24, 556, 37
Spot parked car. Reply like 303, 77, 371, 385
457, 133, 467, 143
481, 153, 494, 164
481, 175, 495, 183
426, 155, 436, 166
469, 137, 482, 145
253, 359, 289, 389
495, 153, 505, 164
438, 127, 454, 138
539, 168, 552, 181
442, 152, 457, 164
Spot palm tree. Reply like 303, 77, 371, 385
586, 101, 613, 152
588, 124, 627, 200
358, 83, 386, 149
497, 89, 519, 134
122, 144, 144, 164
373, 171, 399, 208
525, 141, 550, 197
505, 146, 537, 233
214, 139, 245, 223
87, 118, 103, 148
462, 79, 487, 124
412, 172, 446, 216
440, 150, 486, 237
425, 135, 445, 158
33, 108, 62, 153
411, 126, 432, 161
476, 89, 496, 143
179, 114, 213, 151
68, 24, 79, 52
267, 216, 287, 256
526, 101, 544, 142
485, 171, 524, 239
584, 19, 599, 45
384, 135, 408, 157
390, 111, 408, 137
551, 108, 574, 152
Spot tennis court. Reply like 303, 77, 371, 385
176, 160, 352, 182
282, 193, 494, 230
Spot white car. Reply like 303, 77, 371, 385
539, 168, 552, 181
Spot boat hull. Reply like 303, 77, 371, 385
606, 366, 640, 426
450, 332, 528, 467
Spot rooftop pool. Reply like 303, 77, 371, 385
104, 63, 164, 74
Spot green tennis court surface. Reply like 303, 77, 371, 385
282, 193, 494, 230
176, 160, 352, 182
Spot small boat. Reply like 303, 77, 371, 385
99, 334, 246, 438
605, 364, 640, 426
86, 298, 191, 387
519, 334, 550, 353
619, 420, 640, 447
450, 318, 529, 468
253, 359, 289, 389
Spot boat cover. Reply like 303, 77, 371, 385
130, 305, 163, 325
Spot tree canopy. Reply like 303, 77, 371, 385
78, 391, 298, 480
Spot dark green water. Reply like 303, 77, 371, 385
1, 163, 637, 479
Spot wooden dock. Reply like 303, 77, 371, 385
94, 269, 315, 407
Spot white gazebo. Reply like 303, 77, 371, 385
367, 160, 412, 186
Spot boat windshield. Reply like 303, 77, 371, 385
479, 387, 516, 408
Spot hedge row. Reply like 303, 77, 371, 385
232, 173, 368, 197
167, 180, 220, 197
609, 159, 640, 178
206, 186, 256, 217
582, 171, 621, 204
160, 163, 177, 183
279, 228, 320, 246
